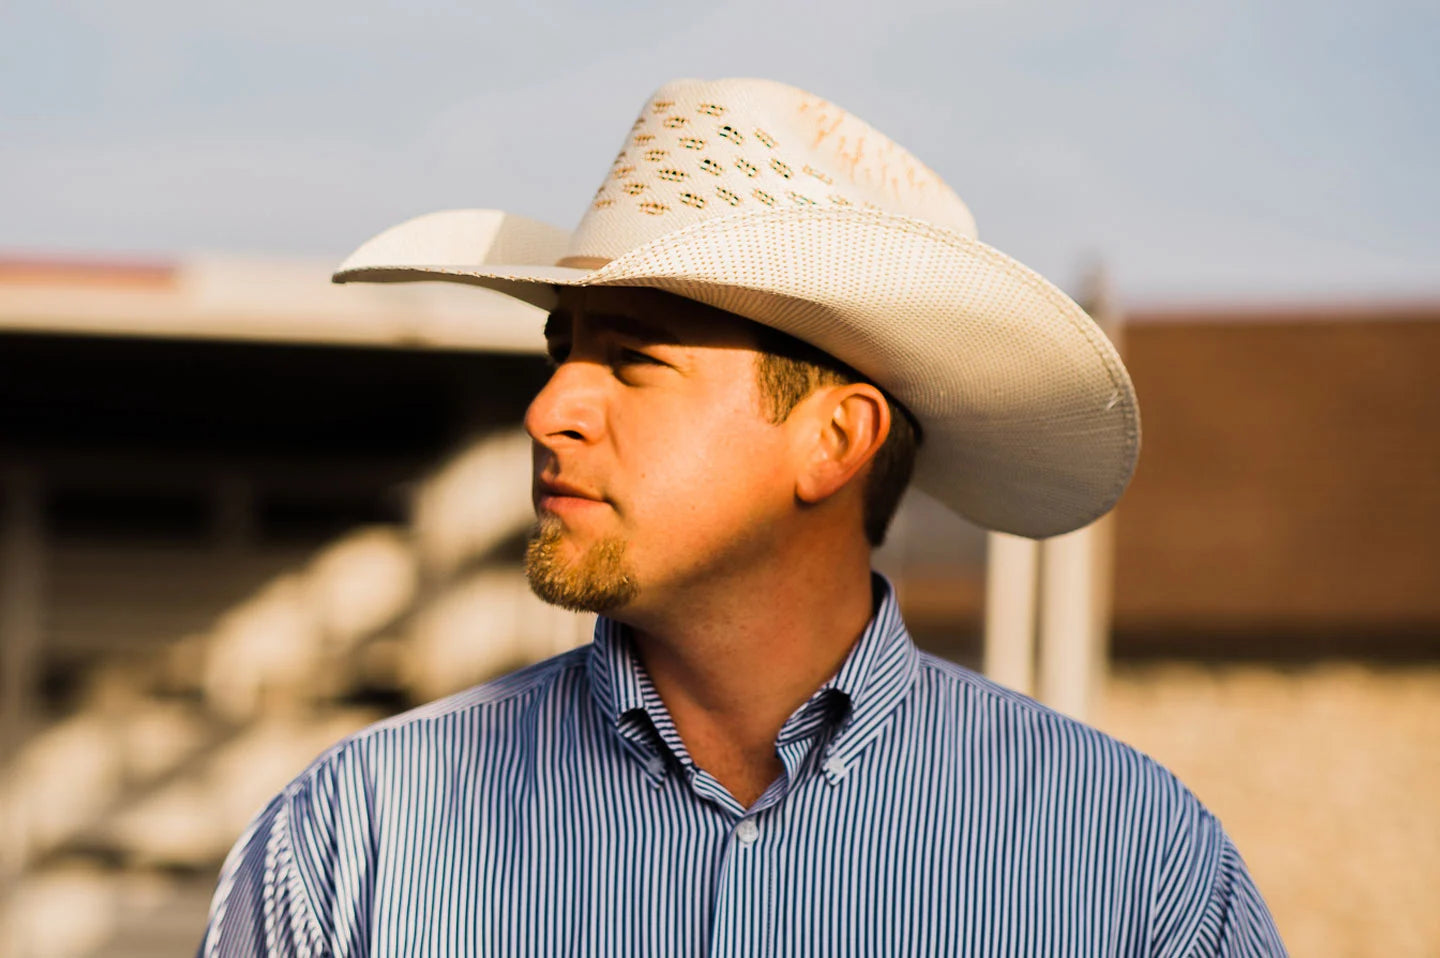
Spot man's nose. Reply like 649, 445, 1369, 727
525, 361, 604, 449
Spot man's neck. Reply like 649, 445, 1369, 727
620, 533, 876, 809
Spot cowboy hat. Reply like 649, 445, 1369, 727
333, 77, 1139, 539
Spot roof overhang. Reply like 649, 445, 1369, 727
0, 253, 547, 353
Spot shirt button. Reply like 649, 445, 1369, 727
735, 819, 759, 846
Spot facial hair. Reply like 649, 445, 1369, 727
524, 515, 639, 613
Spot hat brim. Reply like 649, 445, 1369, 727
335, 206, 1139, 539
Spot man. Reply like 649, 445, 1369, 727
201, 78, 1284, 955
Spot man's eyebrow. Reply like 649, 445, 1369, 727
591, 311, 686, 345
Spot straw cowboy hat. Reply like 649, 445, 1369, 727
334, 77, 1140, 539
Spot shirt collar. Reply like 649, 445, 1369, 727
802, 572, 920, 781
586, 572, 920, 783
589, 614, 651, 722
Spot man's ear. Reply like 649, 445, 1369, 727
794, 383, 891, 505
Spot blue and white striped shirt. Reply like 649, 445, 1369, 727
201, 576, 1284, 956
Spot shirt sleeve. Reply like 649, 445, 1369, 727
1197, 837, 1289, 957
196, 791, 330, 958
1150, 800, 1288, 957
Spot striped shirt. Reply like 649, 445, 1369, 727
201, 575, 1285, 956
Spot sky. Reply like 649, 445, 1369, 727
2, 0, 1436, 306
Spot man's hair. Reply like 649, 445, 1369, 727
752, 325, 922, 546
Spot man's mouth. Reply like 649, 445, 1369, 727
534, 477, 608, 516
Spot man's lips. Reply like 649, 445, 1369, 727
534, 478, 608, 515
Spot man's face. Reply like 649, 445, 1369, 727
524, 287, 798, 615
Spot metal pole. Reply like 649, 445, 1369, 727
983, 532, 1039, 696
1034, 264, 1124, 720
1036, 527, 1097, 718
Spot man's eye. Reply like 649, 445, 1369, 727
616, 348, 662, 367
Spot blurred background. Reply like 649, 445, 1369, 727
1, 1, 1436, 954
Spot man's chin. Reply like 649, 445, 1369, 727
524, 520, 639, 614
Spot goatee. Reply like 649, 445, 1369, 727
524, 516, 639, 613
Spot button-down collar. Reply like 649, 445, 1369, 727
586, 573, 920, 793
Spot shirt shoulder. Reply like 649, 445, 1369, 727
272, 646, 589, 834
912, 653, 1285, 954
914, 649, 1189, 800
362, 642, 591, 735
299, 642, 592, 814
200, 646, 593, 955
315, 644, 594, 792
276, 643, 584, 777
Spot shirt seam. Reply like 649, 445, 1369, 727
1176, 815, 1235, 958
276, 787, 332, 957
914, 651, 1065, 722
350, 645, 589, 742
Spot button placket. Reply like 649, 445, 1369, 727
709, 811, 768, 957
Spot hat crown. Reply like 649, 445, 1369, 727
561, 78, 977, 265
